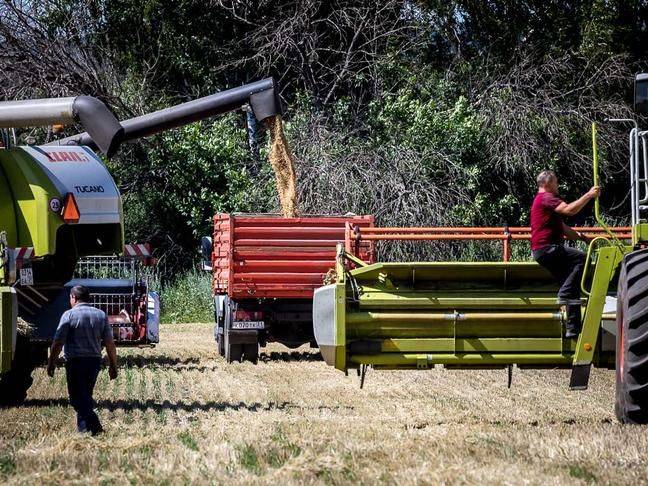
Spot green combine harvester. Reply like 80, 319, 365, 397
314, 73, 648, 424
0, 96, 126, 404
0, 80, 282, 405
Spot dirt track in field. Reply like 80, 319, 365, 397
1, 323, 647, 484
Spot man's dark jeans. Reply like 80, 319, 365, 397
532, 244, 586, 303
65, 357, 102, 435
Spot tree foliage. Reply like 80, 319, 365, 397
0, 0, 646, 267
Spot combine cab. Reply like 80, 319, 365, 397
0, 121, 125, 405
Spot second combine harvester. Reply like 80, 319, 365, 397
0, 78, 282, 405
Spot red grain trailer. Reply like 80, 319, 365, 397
205, 213, 374, 363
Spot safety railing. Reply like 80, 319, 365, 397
75, 256, 139, 280
604, 119, 648, 233
74, 244, 155, 281
344, 223, 632, 263
89, 292, 135, 319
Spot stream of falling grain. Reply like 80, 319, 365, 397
264, 115, 299, 217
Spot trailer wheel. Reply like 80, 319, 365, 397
243, 343, 259, 364
0, 333, 34, 407
223, 301, 243, 363
616, 248, 648, 424
216, 332, 225, 356
215, 298, 225, 357
225, 333, 243, 363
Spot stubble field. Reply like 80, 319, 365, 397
1, 322, 647, 485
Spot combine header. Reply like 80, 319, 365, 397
317, 225, 629, 371
314, 74, 648, 424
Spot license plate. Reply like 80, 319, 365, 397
20, 268, 34, 286
231, 321, 265, 330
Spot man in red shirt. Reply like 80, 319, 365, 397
530, 170, 600, 337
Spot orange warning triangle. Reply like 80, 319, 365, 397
62, 192, 80, 224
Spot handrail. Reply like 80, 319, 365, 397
345, 224, 632, 263
363, 226, 627, 233
354, 228, 630, 237
580, 236, 613, 296
592, 122, 625, 250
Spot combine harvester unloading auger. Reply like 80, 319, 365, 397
0, 79, 285, 405
314, 73, 648, 424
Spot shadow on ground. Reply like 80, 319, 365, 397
20, 398, 354, 413
115, 354, 220, 372
259, 351, 322, 362
43, 351, 321, 372
16, 399, 603, 425
118, 355, 202, 368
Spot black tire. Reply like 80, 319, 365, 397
225, 333, 243, 363
216, 333, 225, 357
0, 333, 34, 407
223, 301, 243, 363
215, 298, 225, 357
243, 343, 259, 364
616, 248, 648, 424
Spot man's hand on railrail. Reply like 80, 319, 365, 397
587, 186, 601, 199
555, 186, 601, 217
562, 223, 590, 243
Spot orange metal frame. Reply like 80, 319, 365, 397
213, 214, 375, 299
344, 223, 632, 262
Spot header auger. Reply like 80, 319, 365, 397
314, 74, 648, 424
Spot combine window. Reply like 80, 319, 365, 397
57, 223, 123, 256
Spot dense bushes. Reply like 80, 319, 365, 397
159, 271, 214, 324
1, 0, 645, 270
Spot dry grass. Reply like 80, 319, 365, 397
1, 323, 647, 485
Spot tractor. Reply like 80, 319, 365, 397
313, 73, 648, 424
0, 80, 282, 405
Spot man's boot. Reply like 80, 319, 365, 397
565, 303, 582, 338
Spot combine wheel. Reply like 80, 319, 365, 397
0, 333, 34, 407
616, 248, 648, 424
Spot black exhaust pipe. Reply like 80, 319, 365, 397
54, 78, 282, 152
